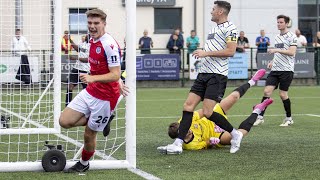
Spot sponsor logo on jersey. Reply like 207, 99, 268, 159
275, 43, 284, 48
110, 44, 114, 50
88, 57, 100, 65
96, 47, 101, 54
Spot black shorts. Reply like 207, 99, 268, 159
266, 71, 294, 91
68, 68, 87, 84
190, 73, 228, 102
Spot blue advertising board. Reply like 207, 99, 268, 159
136, 54, 180, 80
228, 53, 248, 79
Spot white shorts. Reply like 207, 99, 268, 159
67, 89, 117, 132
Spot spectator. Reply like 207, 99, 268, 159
167, 34, 183, 55
236, 31, 250, 52
295, 29, 307, 53
186, 30, 200, 64
138, 29, 153, 54
169, 28, 184, 46
255, 30, 270, 53
313, 31, 320, 47
61, 30, 73, 54
12, 29, 32, 84
11, 29, 31, 56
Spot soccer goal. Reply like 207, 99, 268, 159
0, 0, 136, 171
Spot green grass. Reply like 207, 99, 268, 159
1, 86, 320, 179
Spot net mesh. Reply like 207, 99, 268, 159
0, 0, 127, 165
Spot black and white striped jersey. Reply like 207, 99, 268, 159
199, 21, 238, 76
272, 31, 297, 72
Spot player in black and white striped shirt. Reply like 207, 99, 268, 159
158, 1, 249, 154
254, 15, 297, 127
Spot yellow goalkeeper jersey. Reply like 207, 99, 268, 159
179, 103, 228, 150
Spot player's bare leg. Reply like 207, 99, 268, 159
59, 108, 87, 128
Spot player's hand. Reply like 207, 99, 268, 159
267, 62, 273, 69
192, 50, 207, 58
209, 137, 220, 145
79, 73, 94, 84
268, 49, 278, 54
214, 125, 225, 133
119, 80, 130, 97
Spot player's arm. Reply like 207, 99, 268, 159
80, 66, 120, 84
193, 41, 237, 58
69, 39, 79, 52
78, 57, 88, 63
268, 45, 297, 56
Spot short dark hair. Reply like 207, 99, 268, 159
214, 1, 231, 15
277, 15, 290, 24
191, 30, 196, 33
168, 122, 179, 139
86, 8, 107, 22
15, 29, 21, 32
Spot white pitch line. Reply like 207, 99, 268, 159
128, 168, 161, 180
137, 113, 316, 119
306, 114, 320, 118
137, 97, 320, 102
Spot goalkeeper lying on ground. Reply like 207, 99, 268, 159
158, 69, 273, 153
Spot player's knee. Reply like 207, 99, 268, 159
279, 91, 288, 100
59, 116, 73, 129
230, 92, 240, 101
263, 89, 272, 97
183, 101, 195, 112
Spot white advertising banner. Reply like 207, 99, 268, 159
0, 56, 39, 83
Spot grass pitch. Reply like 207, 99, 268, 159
1, 85, 320, 179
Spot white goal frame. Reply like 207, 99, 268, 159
0, 0, 136, 172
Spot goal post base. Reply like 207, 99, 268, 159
0, 160, 133, 172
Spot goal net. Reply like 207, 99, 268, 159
0, 0, 136, 171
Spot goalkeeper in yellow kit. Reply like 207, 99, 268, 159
158, 69, 273, 153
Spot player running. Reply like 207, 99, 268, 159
158, 69, 272, 153
59, 9, 122, 173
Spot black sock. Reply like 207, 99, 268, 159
66, 89, 73, 107
233, 83, 250, 98
259, 96, 269, 116
282, 98, 291, 117
177, 111, 193, 140
239, 113, 258, 132
208, 112, 234, 133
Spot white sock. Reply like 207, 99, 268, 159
80, 158, 89, 166
248, 79, 255, 87
230, 129, 239, 137
286, 117, 292, 121
253, 109, 261, 114
174, 138, 183, 146
258, 115, 263, 119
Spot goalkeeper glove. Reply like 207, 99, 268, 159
209, 137, 220, 145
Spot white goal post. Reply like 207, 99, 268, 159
0, 0, 136, 171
